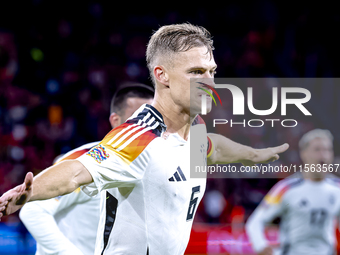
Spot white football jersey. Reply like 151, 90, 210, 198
20, 142, 101, 255
77, 104, 210, 255
246, 175, 340, 255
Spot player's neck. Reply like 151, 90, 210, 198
152, 100, 192, 141
303, 173, 325, 182
307, 177, 325, 182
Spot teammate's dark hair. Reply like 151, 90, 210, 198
110, 83, 154, 115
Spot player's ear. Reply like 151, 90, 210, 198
153, 65, 169, 87
109, 112, 121, 129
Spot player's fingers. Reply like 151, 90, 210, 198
271, 143, 289, 154
263, 155, 279, 164
0, 200, 8, 207
19, 183, 25, 193
0, 194, 11, 205
13, 185, 23, 193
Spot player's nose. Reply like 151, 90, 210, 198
206, 79, 215, 88
197, 79, 215, 89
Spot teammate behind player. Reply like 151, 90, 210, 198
0, 23, 288, 255
246, 129, 339, 255
19, 83, 154, 255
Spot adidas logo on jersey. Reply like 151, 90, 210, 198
169, 167, 187, 182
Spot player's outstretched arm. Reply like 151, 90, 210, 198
0, 160, 92, 220
0, 172, 33, 219
207, 133, 289, 166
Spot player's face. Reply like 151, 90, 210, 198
300, 137, 334, 178
166, 46, 217, 116
120, 97, 153, 125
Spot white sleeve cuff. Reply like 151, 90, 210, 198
76, 157, 103, 196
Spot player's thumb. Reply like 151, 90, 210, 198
23, 172, 34, 191
272, 154, 279, 161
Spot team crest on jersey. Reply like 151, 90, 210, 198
87, 145, 110, 163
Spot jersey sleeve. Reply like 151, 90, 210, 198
77, 122, 158, 196
246, 180, 289, 253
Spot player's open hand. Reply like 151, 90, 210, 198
0, 172, 33, 220
241, 143, 289, 166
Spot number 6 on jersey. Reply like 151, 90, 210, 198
186, 186, 201, 221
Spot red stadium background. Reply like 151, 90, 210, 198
2, 1, 340, 254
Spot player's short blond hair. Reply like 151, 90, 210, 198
299, 129, 334, 151
146, 23, 214, 86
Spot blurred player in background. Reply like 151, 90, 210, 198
246, 129, 340, 255
19, 83, 154, 255
0, 23, 288, 255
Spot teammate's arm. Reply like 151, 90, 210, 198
19, 144, 96, 254
246, 206, 279, 255
0, 159, 92, 219
207, 133, 289, 166
245, 185, 287, 255
19, 193, 87, 255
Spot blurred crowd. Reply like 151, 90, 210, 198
1, 0, 340, 225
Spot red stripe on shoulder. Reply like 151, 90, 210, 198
100, 122, 159, 165
264, 178, 303, 205
55, 149, 90, 164
117, 129, 158, 164
102, 123, 133, 143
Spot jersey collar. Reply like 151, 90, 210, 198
144, 104, 167, 133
